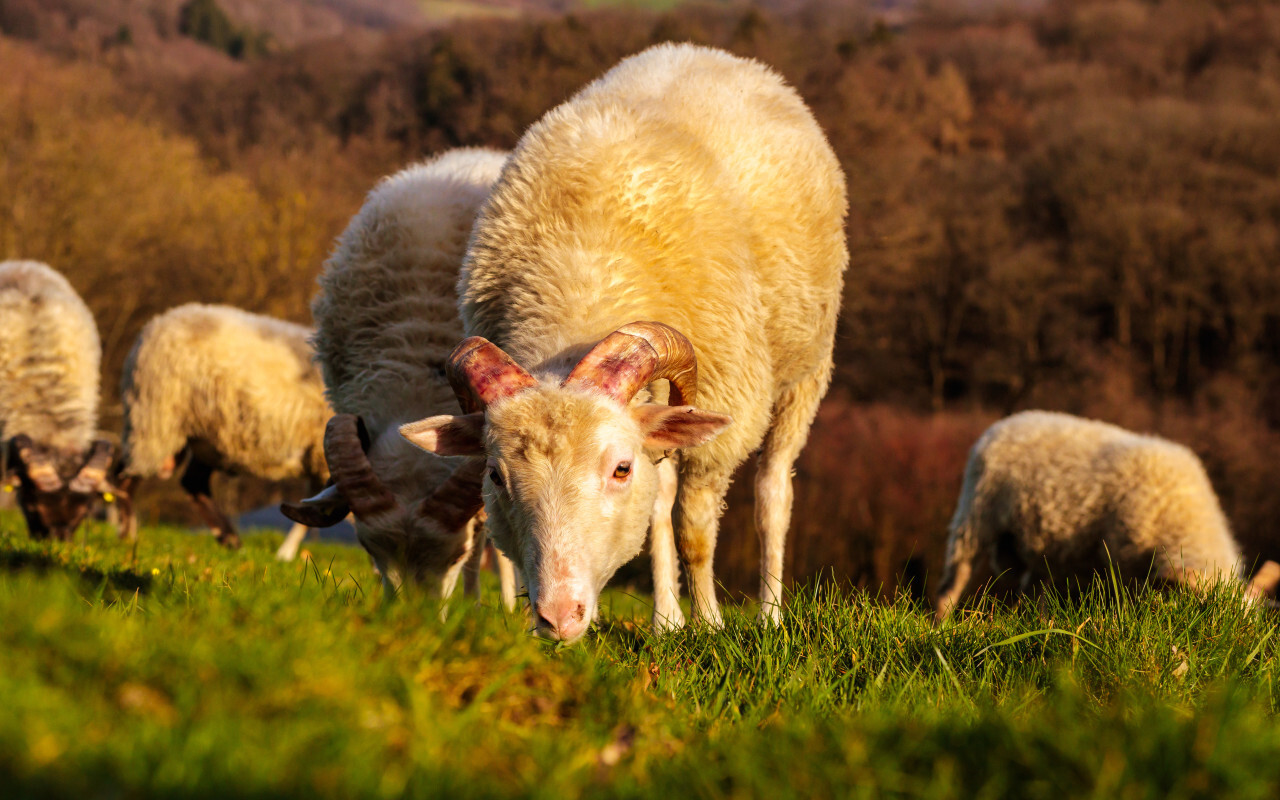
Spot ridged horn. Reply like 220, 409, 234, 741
446, 337, 539, 413
321, 414, 401, 522
416, 458, 486, 532
68, 440, 115, 494
562, 321, 698, 406
11, 435, 63, 493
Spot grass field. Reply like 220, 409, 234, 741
3, 511, 1280, 798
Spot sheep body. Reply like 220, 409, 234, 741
119, 303, 330, 551
437, 44, 848, 635
306, 147, 512, 596
121, 303, 329, 481
935, 410, 1260, 618
0, 260, 100, 453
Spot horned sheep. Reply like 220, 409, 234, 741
401, 44, 849, 641
1, 260, 117, 540
282, 148, 517, 606
117, 303, 330, 558
934, 410, 1280, 621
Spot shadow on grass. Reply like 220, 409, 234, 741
0, 548, 153, 595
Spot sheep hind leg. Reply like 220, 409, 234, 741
649, 456, 685, 633
754, 375, 827, 625
113, 475, 140, 542
180, 459, 240, 549
275, 523, 309, 561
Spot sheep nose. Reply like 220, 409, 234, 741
535, 597, 588, 641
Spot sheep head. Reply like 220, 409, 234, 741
401, 322, 732, 642
5, 435, 117, 541
281, 413, 485, 590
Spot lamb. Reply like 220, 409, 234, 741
117, 303, 330, 558
1, 260, 117, 540
282, 148, 518, 606
400, 44, 849, 641
934, 410, 1280, 621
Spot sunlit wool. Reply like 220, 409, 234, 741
935, 410, 1279, 620
406, 44, 849, 639
306, 148, 515, 600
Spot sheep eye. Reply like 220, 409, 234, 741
612, 462, 632, 480
488, 467, 504, 488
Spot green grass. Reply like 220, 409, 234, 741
2, 510, 1280, 798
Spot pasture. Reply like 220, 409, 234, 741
2, 512, 1280, 797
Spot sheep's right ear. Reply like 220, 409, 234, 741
281, 485, 350, 528
400, 414, 485, 457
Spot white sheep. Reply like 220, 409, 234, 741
117, 303, 330, 558
400, 44, 849, 641
934, 410, 1280, 620
283, 148, 518, 606
1, 260, 117, 540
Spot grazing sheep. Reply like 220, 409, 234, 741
282, 148, 518, 606
934, 410, 1280, 621
400, 44, 849, 641
1, 260, 117, 540
117, 303, 330, 556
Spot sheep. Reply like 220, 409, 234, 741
399, 43, 849, 641
117, 303, 330, 557
281, 147, 519, 607
1, 260, 117, 540
934, 410, 1280, 621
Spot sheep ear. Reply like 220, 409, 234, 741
634, 405, 732, 450
400, 413, 485, 457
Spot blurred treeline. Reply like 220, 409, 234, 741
4, 0, 1280, 595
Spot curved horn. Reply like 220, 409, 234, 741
321, 414, 401, 522
11, 435, 62, 493
68, 440, 115, 494
446, 337, 538, 413
416, 458, 486, 532
562, 321, 698, 406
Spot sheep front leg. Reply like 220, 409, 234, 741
934, 533, 978, 623
494, 546, 519, 612
113, 475, 140, 542
675, 469, 730, 628
649, 456, 685, 632
180, 459, 240, 549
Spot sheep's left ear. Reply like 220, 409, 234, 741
400, 413, 486, 457
633, 405, 732, 450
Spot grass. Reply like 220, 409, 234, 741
2, 510, 1280, 798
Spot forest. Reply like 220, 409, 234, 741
4, 0, 1280, 596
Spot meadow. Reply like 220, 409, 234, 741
3, 510, 1279, 798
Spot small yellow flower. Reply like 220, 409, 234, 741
103, 492, 115, 503
151, 568, 161, 576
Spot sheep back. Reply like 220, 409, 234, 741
313, 148, 509, 434
0, 260, 101, 454
120, 303, 329, 482
955, 410, 1243, 582
461, 43, 848, 474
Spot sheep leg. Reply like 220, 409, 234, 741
934, 541, 977, 623
462, 515, 487, 600
180, 459, 240, 549
494, 547, 519, 612
674, 470, 730, 628
754, 376, 826, 625
113, 475, 140, 541
649, 456, 685, 632
275, 523, 309, 561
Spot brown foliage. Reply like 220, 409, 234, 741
5, 0, 1280, 583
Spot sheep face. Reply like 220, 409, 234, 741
6, 436, 115, 541
403, 385, 729, 643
